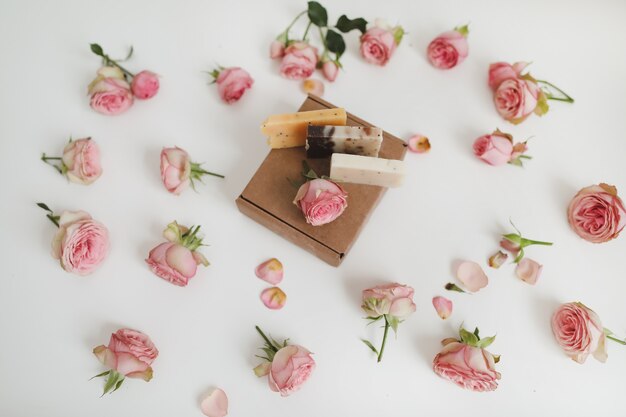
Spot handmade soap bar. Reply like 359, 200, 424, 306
330, 153, 405, 187
306, 125, 383, 158
261, 108, 347, 149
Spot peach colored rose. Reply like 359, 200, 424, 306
360, 27, 396, 66
216, 67, 254, 104
433, 341, 500, 392
567, 183, 626, 243
93, 328, 158, 380
488, 62, 529, 90
51, 210, 109, 275
88, 67, 133, 115
293, 178, 348, 226
473, 131, 513, 166
146, 242, 199, 287
362, 283, 416, 319
494, 77, 541, 123
160, 147, 191, 194
61, 138, 102, 185
551, 302, 607, 364
322, 61, 339, 82
269, 40, 285, 59
427, 29, 468, 70
280, 42, 318, 80
268, 345, 316, 397
131, 70, 160, 100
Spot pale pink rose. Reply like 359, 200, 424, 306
260, 287, 287, 310
270, 40, 285, 59
427, 30, 468, 70
280, 42, 318, 80
433, 341, 500, 392
494, 77, 541, 123
432, 296, 453, 319
362, 283, 416, 319
473, 132, 513, 166
515, 258, 542, 285
456, 261, 488, 292
360, 27, 396, 66
488, 61, 529, 90
216, 67, 254, 104
201, 388, 228, 417
268, 345, 315, 397
255, 258, 284, 284
93, 328, 158, 380
89, 76, 133, 116
62, 138, 102, 185
160, 147, 191, 195
145, 242, 199, 287
293, 178, 348, 226
322, 61, 339, 82
131, 70, 160, 100
551, 302, 607, 363
567, 183, 626, 243
51, 210, 109, 275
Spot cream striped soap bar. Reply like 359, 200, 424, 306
260, 108, 347, 149
306, 125, 383, 158
330, 153, 405, 187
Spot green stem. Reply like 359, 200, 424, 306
255, 326, 278, 352
41, 153, 64, 174
536, 80, 574, 103
103, 55, 135, 78
377, 315, 390, 363
302, 21, 312, 40
284, 10, 307, 34
606, 334, 626, 345
520, 238, 553, 247
318, 26, 329, 56
191, 166, 224, 179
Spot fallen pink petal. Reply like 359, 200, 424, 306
201, 388, 228, 417
488, 250, 508, 268
255, 258, 284, 285
516, 258, 542, 285
407, 134, 431, 153
302, 79, 324, 96
456, 261, 489, 292
260, 287, 287, 310
432, 296, 453, 319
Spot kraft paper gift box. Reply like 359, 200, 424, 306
236, 95, 407, 266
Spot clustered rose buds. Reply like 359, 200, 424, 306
427, 25, 469, 70
160, 146, 224, 195
210, 66, 254, 104
567, 183, 626, 243
473, 129, 531, 167
41, 137, 102, 185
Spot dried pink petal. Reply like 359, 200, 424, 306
432, 296, 453, 319
407, 134, 431, 153
500, 238, 521, 255
515, 258, 542, 285
260, 287, 286, 310
456, 261, 488, 292
488, 250, 508, 268
201, 388, 228, 417
255, 258, 284, 285
302, 79, 324, 96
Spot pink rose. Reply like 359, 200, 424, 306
473, 131, 513, 166
93, 328, 158, 381
61, 138, 102, 185
322, 61, 339, 82
360, 27, 397, 66
268, 345, 316, 397
216, 67, 254, 104
361, 283, 416, 319
88, 67, 133, 115
551, 302, 607, 363
269, 40, 285, 59
433, 340, 500, 392
160, 147, 191, 194
488, 62, 528, 90
493, 77, 541, 123
567, 183, 626, 243
427, 29, 469, 70
280, 42, 318, 80
146, 242, 200, 287
293, 178, 348, 226
131, 70, 160, 100
51, 210, 109, 275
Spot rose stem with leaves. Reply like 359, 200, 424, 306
536, 80, 574, 103
36, 202, 60, 227
90, 43, 135, 78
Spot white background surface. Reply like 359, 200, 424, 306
1, 0, 626, 415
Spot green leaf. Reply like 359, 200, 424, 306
387, 315, 400, 335
455, 24, 470, 37
111, 377, 125, 394
307, 1, 327, 27
459, 328, 479, 347
534, 91, 550, 117
90, 43, 104, 56
444, 282, 466, 293
36, 202, 52, 213
392, 26, 405, 46
477, 335, 496, 349
473, 327, 480, 339
90, 370, 110, 380
325, 29, 346, 57
101, 371, 123, 396
361, 339, 379, 355
335, 15, 367, 34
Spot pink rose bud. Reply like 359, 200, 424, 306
433, 340, 500, 392
361, 283, 416, 319
407, 134, 431, 153
488, 250, 508, 268
160, 147, 191, 195
88, 67, 133, 115
360, 26, 398, 66
302, 79, 325, 96
268, 345, 315, 396
551, 302, 607, 364
500, 237, 521, 255
201, 388, 228, 417
269, 40, 285, 59
473, 131, 514, 166
145, 242, 199, 287
432, 296, 453, 319
322, 60, 339, 82
131, 70, 160, 100
427, 26, 469, 70
61, 138, 102, 185
260, 287, 287, 310
280, 42, 318, 80
456, 261, 488, 292
51, 210, 109, 275
567, 183, 626, 243
216, 67, 254, 104
293, 178, 348, 226
255, 258, 284, 285
515, 257, 542, 285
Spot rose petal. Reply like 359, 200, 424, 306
255, 258, 284, 285
515, 258, 542, 285
201, 388, 228, 417
488, 251, 508, 269
260, 287, 286, 310
432, 296, 453, 319
302, 79, 324, 96
456, 261, 488, 292
407, 134, 431, 153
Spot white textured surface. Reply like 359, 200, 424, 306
1, 0, 625, 416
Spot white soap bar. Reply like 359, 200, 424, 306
330, 153, 405, 187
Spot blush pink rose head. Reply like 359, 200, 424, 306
567, 183, 626, 243
488, 61, 529, 90
362, 283, 416, 319
322, 61, 339, 82
433, 341, 500, 392
280, 42, 318, 80
62, 138, 102, 185
160, 147, 191, 195
88, 69, 133, 115
269, 40, 285, 59
293, 178, 348, 226
146, 242, 199, 287
473, 131, 514, 166
494, 77, 540, 123
131, 70, 160, 100
360, 27, 397, 66
94, 328, 158, 381
268, 345, 315, 397
551, 302, 607, 364
216, 67, 254, 104
427, 30, 469, 70
51, 210, 109, 275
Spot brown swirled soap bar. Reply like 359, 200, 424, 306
306, 125, 383, 158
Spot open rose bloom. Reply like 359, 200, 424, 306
361, 283, 416, 319
567, 183, 626, 243
293, 178, 348, 226
215, 67, 254, 104
280, 42, 318, 80
61, 138, 102, 185
427, 25, 469, 70
88, 66, 134, 115
360, 24, 404, 66
551, 302, 607, 364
